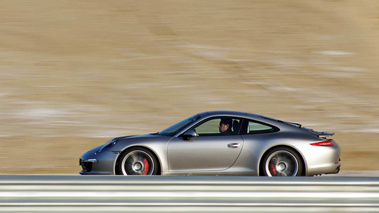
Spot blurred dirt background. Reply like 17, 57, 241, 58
0, 0, 378, 174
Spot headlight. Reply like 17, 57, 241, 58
98, 138, 119, 153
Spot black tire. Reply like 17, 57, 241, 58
118, 147, 159, 175
262, 147, 304, 177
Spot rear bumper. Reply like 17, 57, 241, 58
308, 161, 341, 176
327, 164, 341, 174
301, 141, 341, 176
306, 152, 341, 176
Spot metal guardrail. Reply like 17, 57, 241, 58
0, 175, 378, 212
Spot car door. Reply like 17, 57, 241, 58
167, 117, 244, 172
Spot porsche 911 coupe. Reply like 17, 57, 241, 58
80, 111, 341, 176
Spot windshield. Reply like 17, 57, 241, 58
158, 114, 201, 136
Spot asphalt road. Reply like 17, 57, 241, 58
4, 170, 376, 177
327, 170, 379, 177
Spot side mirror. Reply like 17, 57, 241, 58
182, 129, 199, 140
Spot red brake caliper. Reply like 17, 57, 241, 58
143, 159, 149, 175
270, 163, 277, 176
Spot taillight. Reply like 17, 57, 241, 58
310, 140, 334, 147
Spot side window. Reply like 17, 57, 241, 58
247, 120, 277, 134
195, 118, 220, 135
194, 117, 242, 136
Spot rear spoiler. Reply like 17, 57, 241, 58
261, 116, 335, 137
302, 127, 334, 137
317, 132, 335, 137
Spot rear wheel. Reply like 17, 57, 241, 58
118, 148, 158, 175
262, 147, 303, 177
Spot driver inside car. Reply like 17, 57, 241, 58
219, 118, 233, 135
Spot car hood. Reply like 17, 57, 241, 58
113, 133, 171, 148
116, 135, 139, 140
116, 133, 164, 141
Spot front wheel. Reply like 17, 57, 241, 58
262, 147, 303, 177
118, 148, 158, 175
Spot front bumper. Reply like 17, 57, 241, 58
79, 158, 113, 175
79, 146, 119, 175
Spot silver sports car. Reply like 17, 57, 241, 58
80, 111, 341, 176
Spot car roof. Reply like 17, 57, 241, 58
199, 110, 271, 121
198, 111, 295, 128
172, 110, 306, 137
201, 110, 247, 117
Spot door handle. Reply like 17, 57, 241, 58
227, 143, 240, 148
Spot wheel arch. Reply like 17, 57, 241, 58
115, 145, 162, 175
258, 145, 306, 176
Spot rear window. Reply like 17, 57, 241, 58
246, 120, 278, 134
